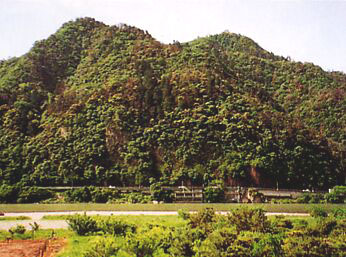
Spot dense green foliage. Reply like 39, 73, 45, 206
67, 213, 136, 236
0, 17, 345, 189
203, 180, 225, 203
0, 184, 53, 203
150, 182, 174, 203
65, 208, 346, 257
325, 186, 346, 203
9, 224, 26, 235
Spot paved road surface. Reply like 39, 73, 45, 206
0, 211, 309, 230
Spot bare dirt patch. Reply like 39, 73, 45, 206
0, 238, 66, 257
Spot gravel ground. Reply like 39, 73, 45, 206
0, 220, 68, 230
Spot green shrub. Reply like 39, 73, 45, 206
295, 193, 311, 203
330, 207, 346, 219
89, 187, 119, 203
17, 186, 53, 203
188, 208, 216, 234
325, 192, 343, 203
307, 217, 338, 236
283, 235, 338, 257
310, 206, 328, 218
66, 213, 99, 235
220, 231, 258, 257
226, 207, 271, 233
196, 227, 238, 257
84, 237, 120, 257
10, 224, 26, 234
96, 216, 136, 236
325, 186, 346, 203
65, 187, 91, 202
150, 182, 173, 203
330, 218, 346, 237
317, 218, 338, 236
296, 193, 325, 203
293, 219, 308, 229
67, 214, 137, 236
252, 233, 283, 257
271, 215, 293, 231
177, 209, 190, 220
168, 227, 200, 257
203, 186, 225, 203
326, 237, 346, 257
126, 226, 172, 257
125, 192, 151, 203
309, 194, 325, 203
73, 209, 346, 257
203, 180, 225, 203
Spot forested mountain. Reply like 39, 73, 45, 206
0, 18, 345, 189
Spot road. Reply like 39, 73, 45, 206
0, 211, 309, 230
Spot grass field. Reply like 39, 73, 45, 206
0, 203, 345, 213
56, 234, 97, 257
0, 216, 31, 221
0, 228, 71, 241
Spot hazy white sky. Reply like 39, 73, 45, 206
1, 0, 346, 72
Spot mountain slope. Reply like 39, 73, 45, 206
0, 18, 345, 189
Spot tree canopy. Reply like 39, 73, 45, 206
0, 17, 345, 189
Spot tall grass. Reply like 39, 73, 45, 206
56, 235, 98, 257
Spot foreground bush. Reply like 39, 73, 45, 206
10, 224, 26, 235
226, 207, 271, 233
72, 208, 346, 257
188, 207, 217, 233
331, 207, 346, 219
67, 214, 136, 236
96, 216, 136, 236
67, 213, 99, 236
310, 206, 328, 218
283, 236, 342, 257
84, 237, 121, 257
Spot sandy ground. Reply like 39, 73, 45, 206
0, 238, 66, 257
0, 211, 309, 230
